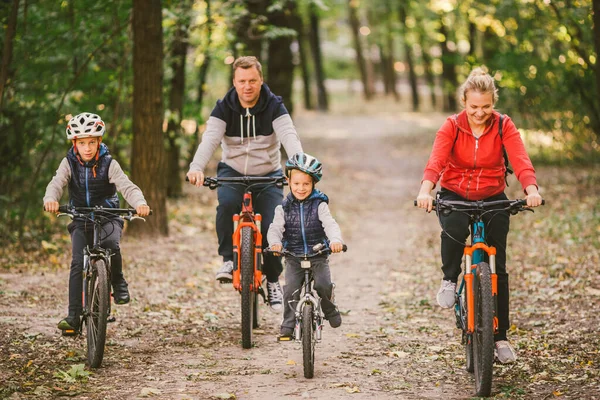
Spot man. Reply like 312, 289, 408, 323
187, 56, 303, 311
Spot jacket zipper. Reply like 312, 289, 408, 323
85, 168, 90, 206
299, 202, 308, 254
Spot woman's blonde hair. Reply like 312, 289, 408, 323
457, 67, 498, 107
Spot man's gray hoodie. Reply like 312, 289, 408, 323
189, 84, 302, 176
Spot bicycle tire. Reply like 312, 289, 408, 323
464, 284, 474, 373
473, 262, 494, 397
302, 304, 315, 379
240, 226, 255, 349
86, 259, 109, 368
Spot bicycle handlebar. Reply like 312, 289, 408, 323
186, 175, 287, 190
264, 244, 348, 259
56, 205, 152, 220
413, 198, 545, 213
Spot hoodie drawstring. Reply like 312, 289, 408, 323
239, 108, 256, 144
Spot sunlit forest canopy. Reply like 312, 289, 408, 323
0, 0, 598, 244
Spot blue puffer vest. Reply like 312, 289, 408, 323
66, 143, 119, 208
282, 189, 329, 255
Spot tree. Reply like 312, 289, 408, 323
267, 0, 296, 114
131, 0, 168, 236
348, 0, 373, 100
0, 0, 19, 110
308, 2, 328, 111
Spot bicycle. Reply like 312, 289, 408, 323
416, 198, 543, 396
56, 205, 149, 368
265, 243, 347, 379
201, 175, 287, 349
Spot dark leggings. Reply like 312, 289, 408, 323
67, 219, 124, 316
438, 188, 511, 341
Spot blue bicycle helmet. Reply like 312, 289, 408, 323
285, 152, 323, 182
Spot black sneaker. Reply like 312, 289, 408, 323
57, 315, 80, 335
325, 311, 342, 328
112, 279, 130, 304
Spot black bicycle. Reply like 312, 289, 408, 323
57, 205, 149, 368
266, 244, 347, 378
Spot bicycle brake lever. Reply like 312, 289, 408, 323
57, 213, 73, 219
128, 216, 146, 222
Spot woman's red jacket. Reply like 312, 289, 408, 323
422, 110, 537, 200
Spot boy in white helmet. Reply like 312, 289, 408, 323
43, 112, 150, 333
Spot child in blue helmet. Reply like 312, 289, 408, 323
43, 112, 150, 333
267, 152, 345, 337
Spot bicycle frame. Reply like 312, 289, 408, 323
232, 192, 263, 293
457, 220, 499, 335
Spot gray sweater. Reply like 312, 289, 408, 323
43, 158, 147, 208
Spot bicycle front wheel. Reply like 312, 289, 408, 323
302, 304, 315, 379
240, 226, 255, 349
86, 259, 110, 368
473, 262, 494, 397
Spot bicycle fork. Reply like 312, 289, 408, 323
293, 269, 323, 342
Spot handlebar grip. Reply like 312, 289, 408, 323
342, 244, 348, 252
414, 200, 437, 207
58, 205, 69, 213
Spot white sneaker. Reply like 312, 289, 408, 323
436, 280, 456, 308
495, 340, 517, 364
215, 261, 234, 282
267, 281, 283, 312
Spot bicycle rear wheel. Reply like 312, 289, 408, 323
302, 304, 315, 379
240, 226, 255, 349
473, 262, 494, 397
86, 259, 109, 368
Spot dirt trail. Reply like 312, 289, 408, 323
1, 103, 598, 400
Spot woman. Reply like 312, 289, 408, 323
416, 67, 543, 363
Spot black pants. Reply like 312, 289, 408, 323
67, 219, 124, 316
216, 162, 284, 282
438, 189, 511, 341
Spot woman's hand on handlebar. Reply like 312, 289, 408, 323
330, 242, 344, 253
44, 201, 60, 213
525, 185, 543, 207
416, 180, 435, 212
187, 171, 204, 188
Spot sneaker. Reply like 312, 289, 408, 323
267, 281, 283, 312
215, 260, 234, 282
57, 315, 80, 331
325, 310, 342, 328
436, 279, 456, 308
279, 326, 294, 337
495, 340, 517, 364
112, 279, 130, 304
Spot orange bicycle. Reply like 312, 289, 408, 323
203, 176, 287, 348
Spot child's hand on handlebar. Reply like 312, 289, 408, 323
187, 171, 204, 187
330, 242, 344, 253
44, 201, 59, 213
136, 204, 151, 217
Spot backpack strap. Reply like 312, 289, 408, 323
498, 114, 514, 185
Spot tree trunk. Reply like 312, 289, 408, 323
308, 3, 328, 111
197, 0, 213, 108
166, 4, 191, 198
292, 11, 313, 110
234, 0, 268, 57
267, 1, 295, 114
398, 2, 419, 111
131, 0, 168, 236
348, 0, 372, 100
439, 20, 458, 111
593, 0, 600, 134
0, 0, 19, 110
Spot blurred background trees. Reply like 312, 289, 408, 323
0, 0, 598, 243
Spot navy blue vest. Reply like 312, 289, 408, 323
66, 143, 119, 208
282, 189, 329, 254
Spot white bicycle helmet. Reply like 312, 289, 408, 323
285, 152, 323, 182
66, 112, 105, 140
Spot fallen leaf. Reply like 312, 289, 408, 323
286, 360, 296, 365
212, 393, 236, 399
139, 387, 162, 397
345, 386, 361, 393
345, 333, 361, 338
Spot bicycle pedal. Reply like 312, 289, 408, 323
107, 316, 116, 323
61, 329, 78, 337
277, 336, 293, 342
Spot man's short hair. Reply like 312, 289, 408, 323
233, 56, 263, 79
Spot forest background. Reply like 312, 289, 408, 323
0, 0, 598, 240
